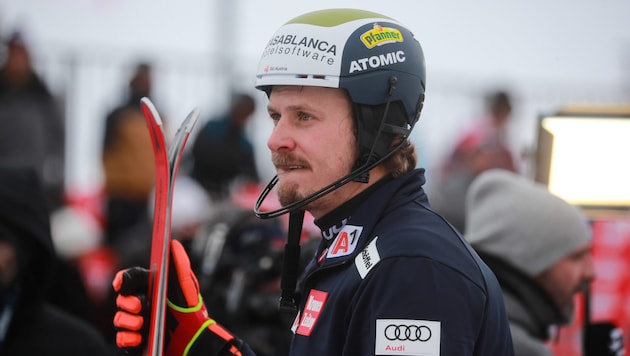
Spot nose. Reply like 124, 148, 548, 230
583, 252, 596, 283
267, 118, 296, 153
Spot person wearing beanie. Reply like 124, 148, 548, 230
0, 162, 117, 355
465, 169, 595, 356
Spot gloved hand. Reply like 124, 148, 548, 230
113, 239, 245, 356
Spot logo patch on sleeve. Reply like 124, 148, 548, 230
375, 319, 441, 355
326, 224, 362, 258
295, 289, 328, 336
355, 236, 380, 279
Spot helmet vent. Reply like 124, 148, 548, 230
294, 74, 327, 80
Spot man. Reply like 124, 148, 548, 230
191, 93, 260, 200
113, 8, 514, 355
102, 62, 157, 246
431, 90, 517, 233
0, 163, 116, 355
464, 169, 596, 355
0, 32, 65, 210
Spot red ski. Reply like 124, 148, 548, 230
140, 97, 199, 356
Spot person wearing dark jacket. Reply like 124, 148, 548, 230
0, 162, 117, 355
112, 8, 514, 356
191, 92, 259, 200
0, 33, 66, 211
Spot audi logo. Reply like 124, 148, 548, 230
384, 324, 432, 342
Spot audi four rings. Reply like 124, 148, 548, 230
384, 324, 432, 342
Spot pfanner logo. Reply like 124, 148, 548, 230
360, 24, 403, 49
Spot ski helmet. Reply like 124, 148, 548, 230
254, 8, 426, 218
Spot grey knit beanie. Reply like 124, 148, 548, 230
464, 169, 591, 277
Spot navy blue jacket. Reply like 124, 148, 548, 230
286, 169, 514, 355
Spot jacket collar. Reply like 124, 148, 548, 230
311, 169, 427, 268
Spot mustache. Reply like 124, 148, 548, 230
272, 153, 310, 168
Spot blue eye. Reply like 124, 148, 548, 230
298, 112, 312, 121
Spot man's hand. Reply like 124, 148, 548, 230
112, 239, 246, 356
113, 266, 150, 352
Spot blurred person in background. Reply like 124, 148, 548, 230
431, 89, 517, 233
0, 31, 65, 211
102, 62, 157, 246
190, 92, 260, 200
464, 169, 602, 356
0, 162, 116, 355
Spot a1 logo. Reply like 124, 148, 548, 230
326, 224, 363, 258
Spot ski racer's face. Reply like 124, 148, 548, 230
266, 85, 370, 218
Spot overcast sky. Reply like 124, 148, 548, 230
2, 0, 629, 85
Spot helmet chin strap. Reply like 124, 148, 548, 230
254, 76, 407, 220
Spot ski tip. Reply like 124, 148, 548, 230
140, 97, 164, 127
183, 108, 200, 133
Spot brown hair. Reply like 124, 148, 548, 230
382, 138, 417, 178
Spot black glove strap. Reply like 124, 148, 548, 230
187, 329, 243, 356
278, 210, 304, 316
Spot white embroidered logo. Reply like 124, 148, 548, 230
355, 236, 380, 279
